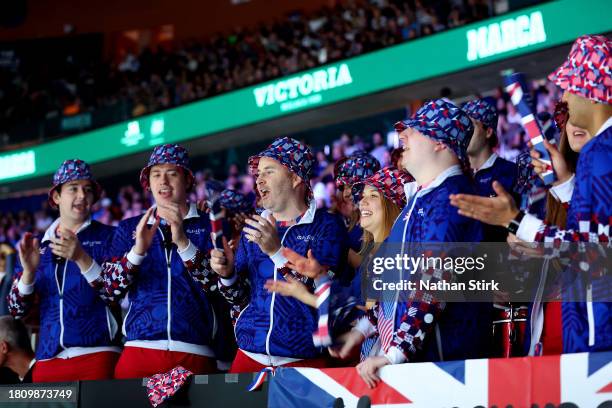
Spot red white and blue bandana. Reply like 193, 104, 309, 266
548, 34, 611, 105
334, 152, 381, 189
462, 98, 498, 135
48, 159, 102, 208
352, 166, 414, 208
395, 99, 474, 170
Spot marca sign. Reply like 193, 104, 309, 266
467, 11, 546, 62
253, 63, 353, 110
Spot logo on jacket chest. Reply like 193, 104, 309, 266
186, 228, 205, 235
81, 241, 102, 247
296, 234, 314, 242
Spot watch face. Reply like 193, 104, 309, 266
507, 220, 520, 234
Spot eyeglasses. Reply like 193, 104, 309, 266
553, 100, 569, 131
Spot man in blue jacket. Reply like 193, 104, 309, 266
463, 98, 524, 357
8, 159, 119, 382
208, 137, 349, 373
463, 98, 518, 239
450, 34, 612, 354
334, 100, 491, 388
94, 144, 226, 378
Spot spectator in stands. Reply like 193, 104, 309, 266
8, 159, 119, 382
463, 98, 518, 242
97, 144, 227, 378
369, 132, 389, 167
2, 0, 493, 148
266, 167, 411, 353
333, 153, 381, 274
462, 98, 525, 357
208, 137, 349, 373
0, 244, 16, 315
335, 100, 491, 387
0, 316, 35, 383
449, 35, 612, 354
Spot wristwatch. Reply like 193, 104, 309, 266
507, 211, 525, 235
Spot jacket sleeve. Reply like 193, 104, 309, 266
516, 146, 611, 244
384, 197, 468, 364
217, 233, 251, 316
179, 236, 220, 294
79, 226, 118, 304
7, 259, 36, 318
354, 304, 379, 339
93, 221, 141, 303
311, 214, 350, 280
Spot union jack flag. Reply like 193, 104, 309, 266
268, 352, 612, 407
503, 72, 556, 185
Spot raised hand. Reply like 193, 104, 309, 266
283, 248, 326, 279
196, 199, 210, 214
156, 202, 189, 250
50, 227, 93, 271
134, 207, 161, 256
530, 139, 572, 185
243, 214, 280, 256
17, 232, 40, 284
231, 213, 248, 234
449, 181, 519, 227
264, 275, 317, 307
210, 236, 235, 278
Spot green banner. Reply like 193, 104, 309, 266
1, 0, 610, 182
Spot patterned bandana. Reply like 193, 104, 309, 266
146, 366, 193, 407
352, 166, 414, 208
462, 98, 498, 135
140, 144, 195, 190
514, 151, 539, 196
548, 34, 611, 105
394, 99, 474, 170
48, 159, 102, 209
219, 189, 254, 214
334, 152, 381, 189
248, 137, 315, 199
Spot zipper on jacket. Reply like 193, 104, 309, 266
106, 307, 118, 341
54, 262, 69, 350
388, 192, 420, 345
122, 301, 132, 337
159, 227, 173, 345
265, 226, 294, 361
587, 283, 594, 347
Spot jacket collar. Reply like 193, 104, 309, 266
260, 199, 317, 227
474, 153, 498, 173
403, 165, 463, 203
42, 217, 92, 243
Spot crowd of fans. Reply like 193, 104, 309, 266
0, 80, 562, 249
0, 0, 498, 144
